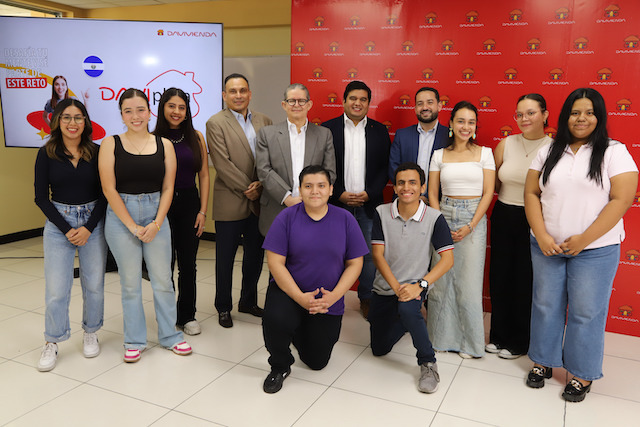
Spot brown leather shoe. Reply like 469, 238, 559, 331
360, 299, 370, 319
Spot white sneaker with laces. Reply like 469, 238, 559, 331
182, 320, 201, 336
83, 332, 100, 358
38, 342, 58, 372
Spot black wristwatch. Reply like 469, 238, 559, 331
418, 279, 429, 289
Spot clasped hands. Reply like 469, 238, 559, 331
299, 287, 336, 314
395, 282, 423, 302
339, 191, 369, 207
130, 222, 159, 243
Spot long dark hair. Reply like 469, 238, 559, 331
45, 98, 95, 162
541, 88, 609, 186
50, 75, 69, 110
153, 88, 202, 172
446, 100, 478, 149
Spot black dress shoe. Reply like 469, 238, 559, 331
263, 367, 291, 394
238, 305, 264, 317
562, 378, 591, 402
218, 311, 233, 328
526, 366, 552, 388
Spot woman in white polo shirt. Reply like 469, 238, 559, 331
427, 101, 496, 359
524, 88, 638, 402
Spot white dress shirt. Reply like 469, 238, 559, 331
343, 114, 367, 193
287, 118, 307, 199
231, 109, 257, 157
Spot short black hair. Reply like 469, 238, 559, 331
224, 73, 249, 89
343, 80, 371, 101
394, 162, 426, 185
299, 165, 331, 184
415, 87, 440, 103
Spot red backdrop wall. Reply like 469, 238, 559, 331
291, 0, 640, 337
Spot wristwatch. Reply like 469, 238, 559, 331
418, 279, 429, 289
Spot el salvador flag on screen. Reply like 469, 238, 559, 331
83, 56, 104, 77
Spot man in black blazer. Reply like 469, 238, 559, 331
322, 81, 391, 318
388, 87, 449, 200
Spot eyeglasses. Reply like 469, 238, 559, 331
284, 98, 309, 106
60, 115, 85, 124
513, 110, 542, 121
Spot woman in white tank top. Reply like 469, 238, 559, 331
487, 94, 551, 360
427, 101, 495, 359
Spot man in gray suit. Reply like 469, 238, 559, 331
207, 73, 273, 328
255, 83, 336, 236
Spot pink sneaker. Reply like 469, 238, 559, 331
124, 348, 141, 363
172, 341, 192, 356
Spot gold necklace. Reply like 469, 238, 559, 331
128, 135, 150, 154
520, 134, 546, 157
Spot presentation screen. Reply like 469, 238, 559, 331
0, 16, 223, 147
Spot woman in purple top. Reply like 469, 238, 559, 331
154, 88, 210, 335
34, 99, 107, 372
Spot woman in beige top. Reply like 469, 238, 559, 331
487, 94, 551, 359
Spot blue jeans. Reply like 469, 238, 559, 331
369, 291, 435, 365
353, 207, 374, 301
528, 236, 620, 381
427, 196, 487, 357
43, 201, 107, 342
105, 192, 183, 350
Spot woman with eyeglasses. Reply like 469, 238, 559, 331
153, 88, 209, 335
524, 88, 637, 402
427, 101, 495, 359
486, 94, 552, 360
99, 88, 192, 363
34, 99, 107, 372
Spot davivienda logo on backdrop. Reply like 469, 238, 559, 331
83, 56, 104, 77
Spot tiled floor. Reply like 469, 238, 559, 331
1, 237, 640, 426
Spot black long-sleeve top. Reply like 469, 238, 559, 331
34, 144, 107, 234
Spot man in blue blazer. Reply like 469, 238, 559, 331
388, 87, 449, 202
322, 81, 390, 318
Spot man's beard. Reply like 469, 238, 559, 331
417, 110, 438, 124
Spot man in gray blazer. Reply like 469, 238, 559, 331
207, 73, 273, 328
255, 83, 336, 236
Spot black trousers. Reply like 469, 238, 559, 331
167, 186, 201, 326
214, 213, 263, 312
262, 283, 342, 373
488, 200, 533, 354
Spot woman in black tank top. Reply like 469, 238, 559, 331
98, 88, 192, 363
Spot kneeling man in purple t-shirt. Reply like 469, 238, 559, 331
261, 165, 369, 394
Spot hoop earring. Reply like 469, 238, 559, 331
448, 128, 453, 138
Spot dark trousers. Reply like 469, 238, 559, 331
262, 283, 342, 372
214, 214, 264, 312
167, 186, 201, 326
369, 291, 435, 365
488, 200, 533, 354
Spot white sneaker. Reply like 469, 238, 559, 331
182, 320, 201, 336
485, 343, 500, 353
458, 352, 473, 359
38, 342, 58, 372
83, 332, 100, 358
498, 348, 523, 360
